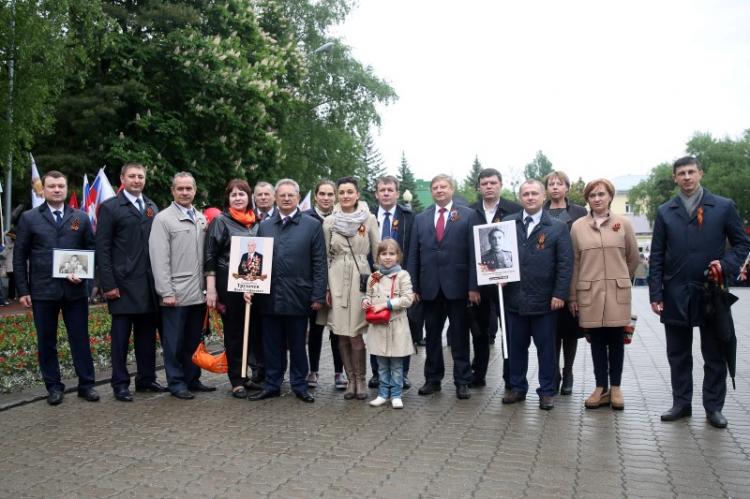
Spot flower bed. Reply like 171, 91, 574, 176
0, 306, 224, 393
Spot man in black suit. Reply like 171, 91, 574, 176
469, 168, 522, 388
237, 240, 264, 278
408, 174, 482, 400
14, 170, 99, 405
96, 162, 166, 402
254, 181, 276, 221
368, 175, 417, 390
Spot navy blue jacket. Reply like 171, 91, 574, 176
14, 204, 95, 301
502, 210, 573, 315
95, 192, 159, 314
470, 198, 522, 224
255, 210, 327, 316
648, 189, 750, 327
407, 203, 481, 301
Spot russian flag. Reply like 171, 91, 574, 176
84, 169, 116, 231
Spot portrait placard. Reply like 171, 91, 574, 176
227, 236, 273, 294
52, 249, 95, 279
474, 221, 520, 285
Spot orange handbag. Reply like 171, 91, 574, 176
192, 309, 228, 373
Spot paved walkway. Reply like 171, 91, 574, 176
1, 288, 749, 498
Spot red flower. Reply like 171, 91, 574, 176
612, 223, 621, 232
145, 206, 155, 218
537, 233, 546, 250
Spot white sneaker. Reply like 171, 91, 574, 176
369, 396, 388, 407
391, 398, 404, 409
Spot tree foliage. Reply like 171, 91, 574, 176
568, 176, 586, 207
523, 150, 553, 181
397, 151, 421, 212
628, 163, 677, 223
458, 155, 482, 203
14, 0, 395, 208
355, 132, 385, 208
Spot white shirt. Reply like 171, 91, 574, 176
483, 200, 499, 224
522, 209, 542, 237
47, 203, 65, 217
433, 201, 453, 230
122, 189, 144, 211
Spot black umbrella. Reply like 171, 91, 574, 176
703, 270, 739, 389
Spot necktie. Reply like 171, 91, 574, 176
136, 198, 144, 215
282, 216, 290, 226
436, 208, 447, 242
381, 211, 391, 240
523, 216, 533, 238
53, 210, 62, 226
187, 208, 195, 222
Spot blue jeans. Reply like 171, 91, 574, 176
377, 356, 404, 399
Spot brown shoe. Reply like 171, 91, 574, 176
585, 387, 610, 409
610, 386, 624, 410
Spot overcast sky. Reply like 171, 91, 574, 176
332, 1, 750, 187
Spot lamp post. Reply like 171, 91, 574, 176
402, 189, 413, 210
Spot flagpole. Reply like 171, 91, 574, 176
4, 0, 16, 232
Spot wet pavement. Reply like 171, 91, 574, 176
1, 288, 749, 498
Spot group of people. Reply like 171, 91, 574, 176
12, 157, 749, 427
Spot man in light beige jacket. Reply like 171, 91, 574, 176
149, 172, 213, 399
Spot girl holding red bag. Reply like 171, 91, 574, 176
361, 239, 414, 409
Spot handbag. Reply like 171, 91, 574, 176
365, 275, 397, 325
345, 236, 370, 293
192, 308, 228, 373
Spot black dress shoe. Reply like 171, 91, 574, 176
248, 389, 281, 401
114, 389, 133, 402
418, 382, 441, 395
456, 385, 471, 400
560, 373, 574, 396
416, 339, 426, 347
188, 381, 216, 392
231, 387, 248, 399
135, 381, 168, 393
502, 390, 526, 404
77, 387, 100, 402
539, 395, 554, 410
243, 380, 263, 391
295, 391, 315, 403
368, 375, 380, 388
469, 378, 486, 388
402, 377, 412, 390
706, 411, 728, 428
171, 390, 195, 400
661, 405, 692, 421
47, 390, 64, 406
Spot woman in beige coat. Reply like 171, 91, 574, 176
323, 176, 379, 400
569, 178, 639, 410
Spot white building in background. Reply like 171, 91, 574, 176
610, 174, 653, 256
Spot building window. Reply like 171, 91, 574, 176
625, 203, 633, 214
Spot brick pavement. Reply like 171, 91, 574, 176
1, 288, 749, 498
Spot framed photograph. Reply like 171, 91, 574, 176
52, 249, 95, 279
228, 236, 274, 294
474, 221, 520, 285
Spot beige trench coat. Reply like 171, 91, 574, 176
364, 270, 415, 357
323, 209, 379, 337
569, 213, 639, 328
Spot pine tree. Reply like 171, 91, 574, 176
459, 155, 483, 203
356, 133, 386, 208
397, 151, 422, 212
524, 150, 554, 180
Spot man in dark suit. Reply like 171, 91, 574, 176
368, 175, 416, 390
248, 179, 327, 403
14, 170, 99, 405
408, 174, 481, 400
469, 168, 522, 388
501, 179, 572, 410
237, 240, 264, 278
649, 156, 750, 428
96, 162, 166, 402
254, 181, 276, 221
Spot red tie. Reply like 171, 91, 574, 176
436, 208, 447, 242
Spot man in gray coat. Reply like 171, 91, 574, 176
149, 172, 213, 399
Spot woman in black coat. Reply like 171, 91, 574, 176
543, 171, 587, 395
204, 179, 258, 398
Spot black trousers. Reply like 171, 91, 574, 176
423, 290, 471, 387
308, 313, 343, 373
110, 313, 158, 390
589, 327, 623, 389
665, 324, 727, 412
32, 297, 95, 392
160, 304, 204, 393
263, 315, 308, 394
474, 284, 510, 385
